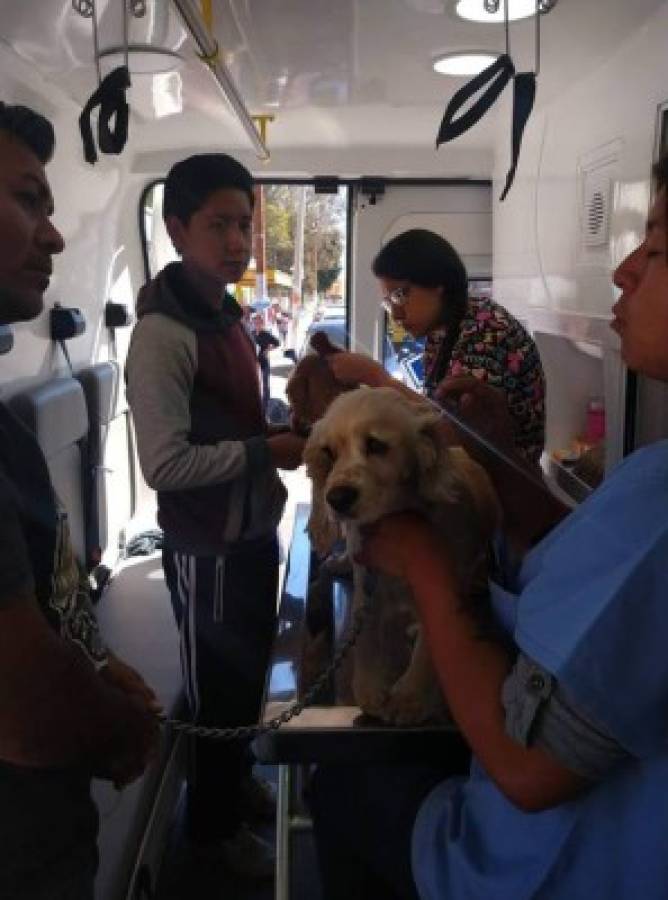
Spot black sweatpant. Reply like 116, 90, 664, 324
163, 536, 279, 842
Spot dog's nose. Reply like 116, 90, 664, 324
326, 485, 359, 515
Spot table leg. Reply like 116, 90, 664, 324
275, 763, 292, 900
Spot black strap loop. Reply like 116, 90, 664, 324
79, 66, 131, 165
436, 54, 515, 147
499, 72, 536, 202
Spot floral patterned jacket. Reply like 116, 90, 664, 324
423, 296, 546, 464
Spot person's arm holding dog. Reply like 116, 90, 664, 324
326, 350, 567, 550
357, 512, 591, 813
327, 350, 422, 402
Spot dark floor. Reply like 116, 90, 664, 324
155, 767, 323, 900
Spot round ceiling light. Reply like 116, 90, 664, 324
433, 51, 499, 76
454, 0, 540, 23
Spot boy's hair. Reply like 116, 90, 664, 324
0, 101, 55, 164
163, 153, 255, 225
372, 228, 469, 325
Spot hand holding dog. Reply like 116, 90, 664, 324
357, 511, 441, 581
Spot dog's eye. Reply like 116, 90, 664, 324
365, 436, 389, 456
321, 445, 335, 463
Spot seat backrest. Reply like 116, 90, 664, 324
76, 362, 120, 568
10, 377, 89, 566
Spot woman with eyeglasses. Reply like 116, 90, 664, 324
329, 227, 546, 463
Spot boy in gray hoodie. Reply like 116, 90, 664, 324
126, 154, 303, 879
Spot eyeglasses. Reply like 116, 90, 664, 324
381, 286, 409, 315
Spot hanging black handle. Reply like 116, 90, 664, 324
499, 72, 537, 201
436, 53, 515, 147
79, 66, 131, 165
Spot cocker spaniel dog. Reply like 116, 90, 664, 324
303, 386, 499, 725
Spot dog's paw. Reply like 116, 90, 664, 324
384, 676, 434, 726
353, 679, 390, 720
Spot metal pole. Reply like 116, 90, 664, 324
275, 764, 292, 900
170, 0, 270, 160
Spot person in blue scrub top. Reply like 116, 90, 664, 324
311, 153, 668, 900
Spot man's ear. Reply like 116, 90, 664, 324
165, 214, 186, 255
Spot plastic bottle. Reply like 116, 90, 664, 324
585, 398, 605, 444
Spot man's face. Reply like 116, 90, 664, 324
0, 133, 64, 324
166, 187, 252, 285
612, 187, 668, 380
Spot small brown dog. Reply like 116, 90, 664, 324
286, 331, 350, 434
304, 387, 499, 725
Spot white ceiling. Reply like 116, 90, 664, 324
0, 0, 666, 170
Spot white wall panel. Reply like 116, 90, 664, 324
492, 3, 668, 465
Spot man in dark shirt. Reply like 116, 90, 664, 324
0, 101, 158, 900
252, 311, 280, 413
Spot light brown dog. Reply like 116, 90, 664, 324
303, 386, 500, 725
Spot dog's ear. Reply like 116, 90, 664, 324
413, 410, 459, 504
311, 330, 343, 357
286, 360, 313, 431
303, 429, 341, 556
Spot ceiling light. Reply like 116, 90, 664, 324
433, 51, 499, 76
454, 0, 540, 23
98, 46, 184, 75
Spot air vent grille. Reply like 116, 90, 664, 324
582, 174, 611, 248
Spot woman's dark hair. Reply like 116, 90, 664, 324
0, 101, 55, 164
163, 153, 255, 225
372, 228, 469, 327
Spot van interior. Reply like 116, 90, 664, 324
1, 1, 667, 897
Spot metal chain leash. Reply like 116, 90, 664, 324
157, 590, 373, 742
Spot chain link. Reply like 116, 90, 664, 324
158, 591, 373, 741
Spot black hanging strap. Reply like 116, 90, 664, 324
499, 0, 541, 200
79, 65, 131, 165
58, 339, 74, 374
436, 53, 515, 147
499, 72, 536, 201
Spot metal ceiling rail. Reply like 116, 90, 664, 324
171, 0, 270, 160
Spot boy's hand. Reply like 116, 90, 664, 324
267, 432, 305, 470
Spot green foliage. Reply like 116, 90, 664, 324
263, 185, 346, 300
